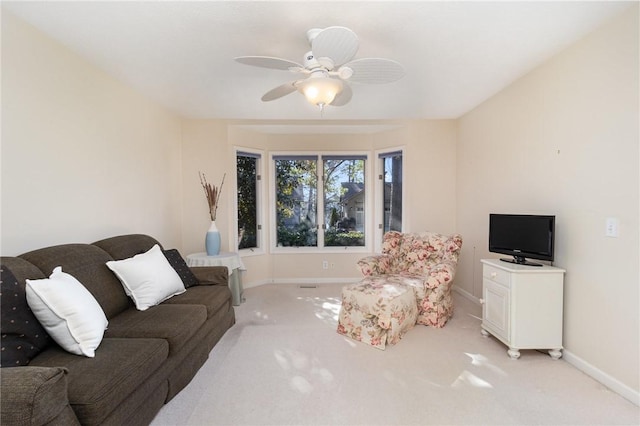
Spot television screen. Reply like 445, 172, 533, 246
489, 214, 555, 266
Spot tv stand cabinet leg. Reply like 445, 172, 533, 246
507, 348, 521, 359
549, 349, 562, 360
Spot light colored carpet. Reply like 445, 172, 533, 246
151, 283, 639, 425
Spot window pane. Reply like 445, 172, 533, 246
323, 158, 365, 246
275, 158, 317, 247
237, 155, 258, 249
383, 154, 402, 233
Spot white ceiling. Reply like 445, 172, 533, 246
3, 1, 633, 121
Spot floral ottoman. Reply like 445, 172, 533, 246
337, 278, 418, 350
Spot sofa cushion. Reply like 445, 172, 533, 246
105, 304, 207, 355
0, 264, 51, 366
93, 234, 161, 261
397, 234, 434, 275
26, 267, 108, 358
381, 231, 404, 259
163, 249, 199, 288
20, 244, 131, 319
29, 337, 168, 426
417, 231, 456, 261
106, 245, 186, 311
162, 285, 232, 319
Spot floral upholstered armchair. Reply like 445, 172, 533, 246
357, 231, 463, 328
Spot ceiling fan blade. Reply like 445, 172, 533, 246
331, 82, 352, 107
342, 58, 405, 84
261, 81, 299, 102
311, 26, 359, 67
235, 56, 302, 71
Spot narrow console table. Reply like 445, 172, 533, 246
186, 252, 246, 306
480, 258, 565, 360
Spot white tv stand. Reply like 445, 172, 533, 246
480, 259, 565, 360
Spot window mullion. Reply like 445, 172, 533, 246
316, 157, 325, 248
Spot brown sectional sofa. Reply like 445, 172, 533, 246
0, 234, 235, 425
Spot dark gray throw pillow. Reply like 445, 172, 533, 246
162, 249, 199, 288
0, 266, 50, 367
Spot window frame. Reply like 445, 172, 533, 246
322, 154, 368, 249
374, 147, 405, 252
234, 147, 265, 257
269, 151, 372, 254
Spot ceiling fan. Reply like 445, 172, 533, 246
235, 26, 405, 110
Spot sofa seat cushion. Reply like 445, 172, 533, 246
362, 273, 425, 300
105, 304, 207, 355
394, 272, 429, 300
29, 337, 168, 426
162, 285, 232, 319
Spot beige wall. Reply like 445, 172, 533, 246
1, 11, 184, 255
180, 120, 230, 256
180, 121, 458, 286
405, 121, 458, 234
456, 6, 639, 396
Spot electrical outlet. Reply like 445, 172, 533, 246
322, 260, 329, 269
605, 217, 619, 237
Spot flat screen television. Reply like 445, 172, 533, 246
489, 214, 555, 267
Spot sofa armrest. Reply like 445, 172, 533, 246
357, 254, 393, 276
190, 266, 229, 286
1, 366, 80, 426
424, 260, 457, 289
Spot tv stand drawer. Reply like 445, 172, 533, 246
482, 264, 510, 286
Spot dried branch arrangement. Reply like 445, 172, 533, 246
199, 172, 226, 221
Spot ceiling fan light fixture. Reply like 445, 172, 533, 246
297, 75, 343, 107
236, 26, 405, 110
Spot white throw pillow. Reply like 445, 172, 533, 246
106, 244, 186, 311
26, 267, 108, 358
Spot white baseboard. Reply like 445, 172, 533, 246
562, 349, 639, 406
242, 279, 269, 289
243, 277, 359, 289
248, 281, 481, 299
453, 285, 481, 305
